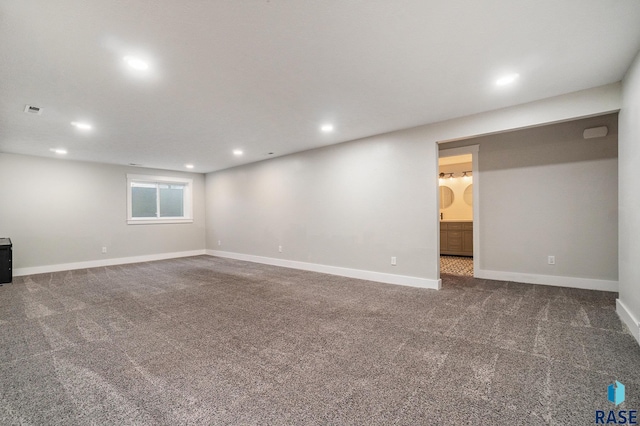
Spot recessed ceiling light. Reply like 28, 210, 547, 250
495, 73, 520, 86
233, 150, 243, 156
123, 56, 149, 71
185, 164, 194, 169
71, 121, 92, 131
50, 148, 67, 155
320, 124, 334, 133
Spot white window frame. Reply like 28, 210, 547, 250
127, 174, 193, 225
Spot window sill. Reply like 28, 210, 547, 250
127, 218, 194, 225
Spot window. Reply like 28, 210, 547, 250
127, 174, 193, 224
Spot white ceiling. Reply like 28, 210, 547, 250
1, 1, 639, 173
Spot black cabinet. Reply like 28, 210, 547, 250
0, 238, 12, 284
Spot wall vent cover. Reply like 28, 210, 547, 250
583, 126, 608, 139
24, 105, 42, 115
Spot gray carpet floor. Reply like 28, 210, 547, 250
1, 256, 639, 425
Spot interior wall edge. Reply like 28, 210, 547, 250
616, 299, 640, 346
618, 47, 640, 340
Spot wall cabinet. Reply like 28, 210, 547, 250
440, 222, 473, 256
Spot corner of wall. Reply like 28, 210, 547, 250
618, 48, 640, 339
616, 299, 640, 346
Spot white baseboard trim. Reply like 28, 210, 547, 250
616, 299, 640, 345
475, 269, 618, 292
207, 250, 441, 290
13, 249, 207, 277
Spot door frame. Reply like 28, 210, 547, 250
438, 144, 480, 277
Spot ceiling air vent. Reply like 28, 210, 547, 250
24, 104, 43, 115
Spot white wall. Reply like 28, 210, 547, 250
0, 83, 621, 289
618, 49, 640, 343
442, 115, 618, 287
0, 153, 206, 274
206, 83, 621, 289
206, 134, 436, 284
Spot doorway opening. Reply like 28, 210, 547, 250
438, 145, 479, 277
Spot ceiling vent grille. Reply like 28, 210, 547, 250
24, 104, 43, 115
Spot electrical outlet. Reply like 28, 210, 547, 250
218, 240, 221, 246
391, 256, 397, 266
548, 255, 555, 265
102, 247, 107, 254
278, 245, 282, 253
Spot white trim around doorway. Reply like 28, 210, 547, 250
438, 145, 480, 277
